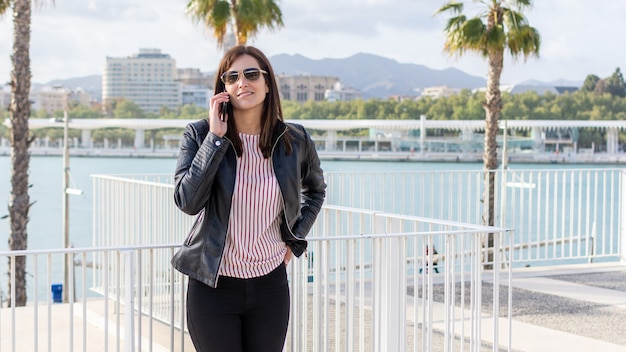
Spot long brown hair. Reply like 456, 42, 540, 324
214, 45, 291, 158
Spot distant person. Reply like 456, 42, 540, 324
419, 245, 439, 274
170, 45, 326, 352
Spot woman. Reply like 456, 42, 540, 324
171, 45, 326, 352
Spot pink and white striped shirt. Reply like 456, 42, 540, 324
218, 133, 287, 278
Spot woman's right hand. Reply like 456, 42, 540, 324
208, 91, 230, 137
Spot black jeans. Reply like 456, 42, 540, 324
186, 264, 290, 352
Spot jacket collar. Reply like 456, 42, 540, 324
271, 119, 288, 143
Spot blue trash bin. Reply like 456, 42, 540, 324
51, 283, 63, 303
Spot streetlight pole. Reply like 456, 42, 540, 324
62, 110, 70, 303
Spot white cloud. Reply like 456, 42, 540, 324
0, 0, 624, 85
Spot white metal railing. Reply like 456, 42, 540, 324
0, 245, 189, 352
289, 205, 513, 352
92, 168, 624, 266
91, 174, 516, 351
324, 168, 624, 265
0, 213, 511, 352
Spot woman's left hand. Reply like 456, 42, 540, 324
284, 247, 293, 265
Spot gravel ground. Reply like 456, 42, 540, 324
547, 269, 626, 292
409, 270, 626, 347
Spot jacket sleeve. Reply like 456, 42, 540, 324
291, 125, 326, 248
173, 121, 228, 215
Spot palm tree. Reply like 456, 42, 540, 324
436, 1, 540, 266
186, 0, 283, 48
3, 0, 32, 307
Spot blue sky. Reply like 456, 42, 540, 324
0, 0, 623, 85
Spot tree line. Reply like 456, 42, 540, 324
2, 68, 625, 148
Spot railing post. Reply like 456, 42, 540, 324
376, 214, 404, 352
618, 170, 626, 264
123, 250, 135, 351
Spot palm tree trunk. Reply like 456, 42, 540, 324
8, 0, 32, 307
482, 49, 503, 270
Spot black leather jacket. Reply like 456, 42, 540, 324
170, 119, 326, 288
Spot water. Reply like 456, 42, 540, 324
0, 155, 618, 252
0, 156, 179, 251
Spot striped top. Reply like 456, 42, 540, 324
218, 133, 287, 278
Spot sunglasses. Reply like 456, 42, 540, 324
220, 68, 268, 85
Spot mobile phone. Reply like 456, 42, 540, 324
220, 101, 228, 122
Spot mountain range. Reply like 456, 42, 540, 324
35, 52, 581, 100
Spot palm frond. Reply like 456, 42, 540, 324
186, 0, 218, 23
443, 17, 488, 57
186, 0, 229, 46
511, 0, 533, 10
230, 0, 284, 44
0, 0, 11, 15
434, 1, 463, 16
507, 24, 540, 59
444, 15, 467, 32
484, 24, 506, 55
260, 0, 284, 29
502, 8, 528, 30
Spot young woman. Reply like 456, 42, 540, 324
171, 45, 326, 352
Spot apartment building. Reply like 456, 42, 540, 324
33, 86, 92, 113
176, 68, 214, 88
103, 48, 180, 113
176, 68, 212, 109
0, 85, 92, 114
277, 75, 339, 103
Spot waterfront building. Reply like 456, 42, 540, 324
324, 82, 363, 102
102, 48, 180, 113
31, 86, 92, 114
420, 85, 460, 99
277, 74, 339, 102
175, 68, 214, 88
477, 84, 580, 95
180, 85, 211, 109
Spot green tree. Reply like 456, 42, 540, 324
114, 100, 145, 119
69, 105, 106, 119
179, 104, 208, 120
581, 74, 600, 92
187, 0, 283, 47
605, 68, 626, 98
436, 0, 540, 266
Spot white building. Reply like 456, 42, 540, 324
31, 86, 92, 114
277, 75, 339, 102
181, 86, 210, 109
420, 85, 460, 99
103, 48, 180, 113
324, 82, 362, 102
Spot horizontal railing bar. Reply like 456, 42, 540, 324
322, 204, 511, 231
0, 243, 181, 256
307, 228, 509, 241
91, 174, 175, 188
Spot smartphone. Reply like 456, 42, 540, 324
220, 101, 228, 122
219, 90, 229, 122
